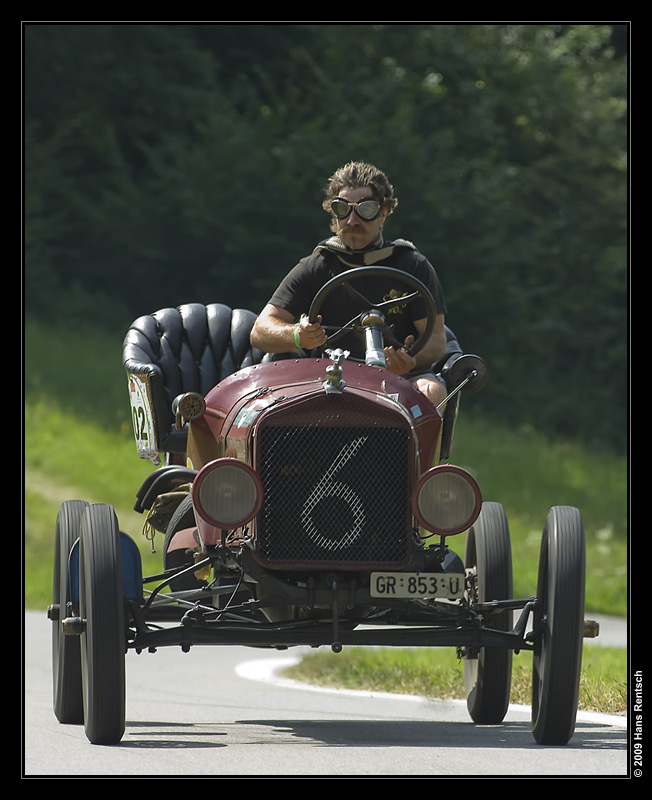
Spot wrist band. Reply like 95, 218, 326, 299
293, 328, 301, 348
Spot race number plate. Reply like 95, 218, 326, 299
370, 572, 465, 599
127, 373, 158, 460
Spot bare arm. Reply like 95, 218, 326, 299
250, 304, 327, 353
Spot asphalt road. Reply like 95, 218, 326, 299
23, 611, 628, 778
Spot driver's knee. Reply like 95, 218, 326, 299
411, 374, 448, 411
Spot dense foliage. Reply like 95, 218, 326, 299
24, 23, 628, 450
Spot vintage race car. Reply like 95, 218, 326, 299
49, 267, 596, 746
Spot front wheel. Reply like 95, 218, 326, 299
79, 504, 126, 745
52, 500, 88, 724
463, 502, 513, 724
531, 506, 585, 745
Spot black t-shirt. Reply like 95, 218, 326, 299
268, 238, 447, 359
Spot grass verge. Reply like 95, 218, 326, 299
285, 644, 627, 715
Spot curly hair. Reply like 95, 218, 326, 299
322, 161, 398, 215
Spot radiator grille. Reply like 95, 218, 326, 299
254, 395, 413, 568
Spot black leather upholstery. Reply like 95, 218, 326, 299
122, 303, 268, 454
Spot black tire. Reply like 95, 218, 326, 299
464, 502, 513, 724
79, 504, 126, 745
163, 493, 205, 591
532, 506, 585, 745
52, 500, 88, 724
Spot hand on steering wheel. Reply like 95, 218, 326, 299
295, 314, 328, 350
384, 334, 417, 375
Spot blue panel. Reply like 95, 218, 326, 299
120, 531, 144, 601
68, 532, 143, 604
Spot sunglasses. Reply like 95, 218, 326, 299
330, 196, 382, 221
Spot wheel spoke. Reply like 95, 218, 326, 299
308, 267, 437, 357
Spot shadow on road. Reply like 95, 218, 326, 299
117, 717, 627, 752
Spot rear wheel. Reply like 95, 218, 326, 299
463, 502, 513, 724
531, 506, 585, 745
79, 504, 126, 745
52, 500, 88, 724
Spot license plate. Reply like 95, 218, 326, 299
370, 572, 465, 599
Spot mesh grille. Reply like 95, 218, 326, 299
254, 395, 413, 568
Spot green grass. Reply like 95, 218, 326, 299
285, 644, 628, 716
24, 400, 160, 608
24, 318, 628, 712
450, 416, 627, 613
24, 320, 160, 607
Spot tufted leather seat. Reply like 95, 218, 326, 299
122, 303, 269, 455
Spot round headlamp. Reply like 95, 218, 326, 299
412, 465, 482, 536
193, 458, 263, 529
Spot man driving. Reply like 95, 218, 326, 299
250, 161, 449, 409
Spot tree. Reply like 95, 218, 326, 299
24, 23, 627, 449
